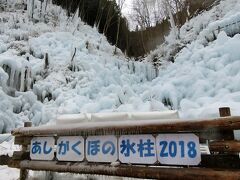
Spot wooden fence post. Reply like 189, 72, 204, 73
219, 107, 231, 117
20, 121, 32, 180
219, 107, 234, 143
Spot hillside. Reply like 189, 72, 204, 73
145, 0, 240, 118
0, 0, 156, 134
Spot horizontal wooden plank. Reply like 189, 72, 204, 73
209, 140, 240, 153
13, 132, 235, 147
19, 160, 240, 180
9, 153, 240, 169
7, 160, 21, 169
12, 151, 30, 161
201, 154, 240, 169
13, 132, 234, 148
11, 116, 240, 137
199, 129, 234, 141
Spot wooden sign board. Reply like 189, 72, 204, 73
30, 134, 201, 166
119, 135, 157, 164
57, 136, 85, 162
30, 137, 55, 160
156, 134, 201, 165
86, 136, 118, 163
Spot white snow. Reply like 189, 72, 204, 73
147, 30, 240, 119
145, 0, 240, 119
56, 110, 179, 124
0, 1, 158, 134
0, 166, 20, 180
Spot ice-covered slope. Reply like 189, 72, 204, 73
1, 0, 240, 135
0, 1, 157, 133
150, 31, 240, 118
146, 0, 240, 65
145, 0, 240, 118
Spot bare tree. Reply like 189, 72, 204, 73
131, 0, 153, 29
162, 0, 179, 39
131, 0, 185, 33
95, 0, 109, 29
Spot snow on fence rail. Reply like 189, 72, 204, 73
1, 107, 240, 180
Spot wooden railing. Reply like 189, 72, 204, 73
1, 107, 240, 180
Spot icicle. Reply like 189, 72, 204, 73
132, 61, 135, 73
20, 67, 25, 92
148, 66, 151, 80
149, 64, 154, 81
14, 70, 20, 90
17, 71, 22, 91
27, 0, 31, 19
42, 0, 48, 19
9, 67, 15, 88
145, 65, 148, 81
42, 90, 46, 102
26, 67, 31, 91
27, 0, 35, 20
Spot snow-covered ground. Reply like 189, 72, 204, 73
1, 0, 240, 179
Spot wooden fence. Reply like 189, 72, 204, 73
1, 107, 240, 180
